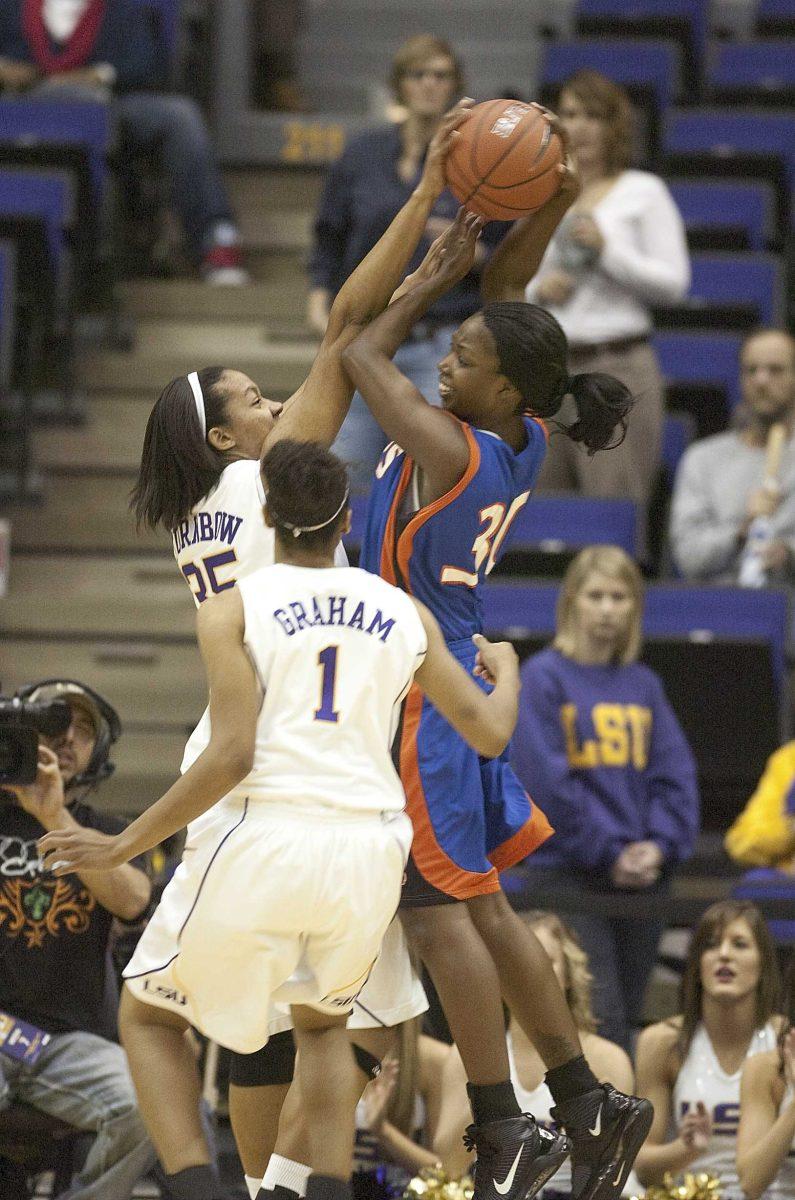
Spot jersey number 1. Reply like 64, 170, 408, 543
314, 645, 340, 723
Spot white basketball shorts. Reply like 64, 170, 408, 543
124, 794, 412, 1053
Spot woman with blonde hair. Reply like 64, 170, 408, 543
483, 70, 690, 541
512, 546, 699, 1050
635, 901, 784, 1197
432, 911, 633, 1188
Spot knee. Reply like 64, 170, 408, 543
467, 891, 513, 937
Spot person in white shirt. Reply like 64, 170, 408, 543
634, 901, 784, 1199
737, 974, 795, 1200
483, 70, 690, 534
39, 438, 524, 1200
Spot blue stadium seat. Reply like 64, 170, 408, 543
653, 331, 743, 411
575, 0, 708, 86
345, 495, 640, 561
687, 252, 784, 326
136, 0, 181, 62
663, 108, 795, 230
541, 39, 682, 111
757, 0, 795, 35
708, 40, 795, 103
0, 240, 16, 391
667, 179, 774, 251
0, 99, 112, 205
481, 581, 790, 684
504, 496, 640, 558
0, 169, 72, 271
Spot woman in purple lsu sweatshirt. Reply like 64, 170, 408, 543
512, 545, 699, 1053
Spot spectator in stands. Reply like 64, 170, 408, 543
0, 0, 248, 283
0, 679, 154, 1200
670, 330, 795, 584
251, 0, 310, 113
511, 546, 699, 1051
726, 742, 795, 872
634, 901, 783, 1197
307, 34, 506, 489
484, 70, 690, 541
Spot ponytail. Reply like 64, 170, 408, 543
130, 365, 228, 531
481, 302, 634, 453
563, 371, 633, 455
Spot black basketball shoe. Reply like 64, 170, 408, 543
550, 1083, 653, 1200
464, 1113, 571, 1200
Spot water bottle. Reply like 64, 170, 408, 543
738, 515, 773, 588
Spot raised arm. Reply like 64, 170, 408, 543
39, 590, 260, 872
634, 1023, 708, 1186
413, 601, 519, 758
737, 1043, 795, 1200
271, 104, 472, 450
341, 210, 483, 497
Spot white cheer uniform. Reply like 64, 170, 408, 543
172, 459, 427, 1032
672, 1022, 779, 1199
125, 563, 427, 1052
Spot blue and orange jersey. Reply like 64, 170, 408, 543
360, 415, 548, 641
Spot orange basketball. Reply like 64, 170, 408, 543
445, 99, 564, 221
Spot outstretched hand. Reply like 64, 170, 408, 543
391, 209, 484, 304
418, 99, 475, 199
38, 825, 129, 875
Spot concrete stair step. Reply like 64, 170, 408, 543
4, 474, 169, 551
98, 729, 188, 817
2, 553, 193, 638
2, 637, 204, 729
118, 279, 308, 323
225, 167, 325, 213
78, 339, 314, 394
36, 397, 154, 470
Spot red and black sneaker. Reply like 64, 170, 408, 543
201, 244, 249, 286
464, 1114, 571, 1200
551, 1084, 653, 1200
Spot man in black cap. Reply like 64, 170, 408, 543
0, 679, 155, 1200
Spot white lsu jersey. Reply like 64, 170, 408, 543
184, 562, 428, 816
672, 1022, 779, 1199
173, 458, 347, 607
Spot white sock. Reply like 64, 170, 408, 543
262, 1154, 312, 1196
246, 1178, 261, 1200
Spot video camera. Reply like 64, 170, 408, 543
0, 697, 72, 788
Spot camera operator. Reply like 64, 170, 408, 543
0, 678, 155, 1200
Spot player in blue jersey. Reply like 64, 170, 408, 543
123, 108, 476, 1200
342, 214, 650, 1200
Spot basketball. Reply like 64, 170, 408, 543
445, 99, 564, 221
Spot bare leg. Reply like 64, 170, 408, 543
400, 903, 511, 1083
291, 1006, 360, 1179
230, 1081, 290, 1179
467, 892, 582, 1068
118, 985, 212, 1173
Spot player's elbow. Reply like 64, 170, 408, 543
737, 1163, 763, 1200
465, 714, 511, 759
212, 737, 255, 788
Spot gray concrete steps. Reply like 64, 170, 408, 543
79, 341, 314, 395
118, 278, 308, 323
1, 553, 193, 638
36, 397, 154, 471
2, 637, 204, 730
5, 474, 166, 551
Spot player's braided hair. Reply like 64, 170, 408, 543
131, 365, 229, 530
261, 439, 350, 552
481, 302, 634, 455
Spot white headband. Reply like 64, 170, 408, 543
187, 371, 206, 438
265, 487, 350, 538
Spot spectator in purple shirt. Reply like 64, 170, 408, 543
512, 545, 699, 1051
307, 34, 507, 489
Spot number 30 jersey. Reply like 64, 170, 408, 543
184, 563, 427, 817
174, 459, 347, 607
360, 416, 547, 641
